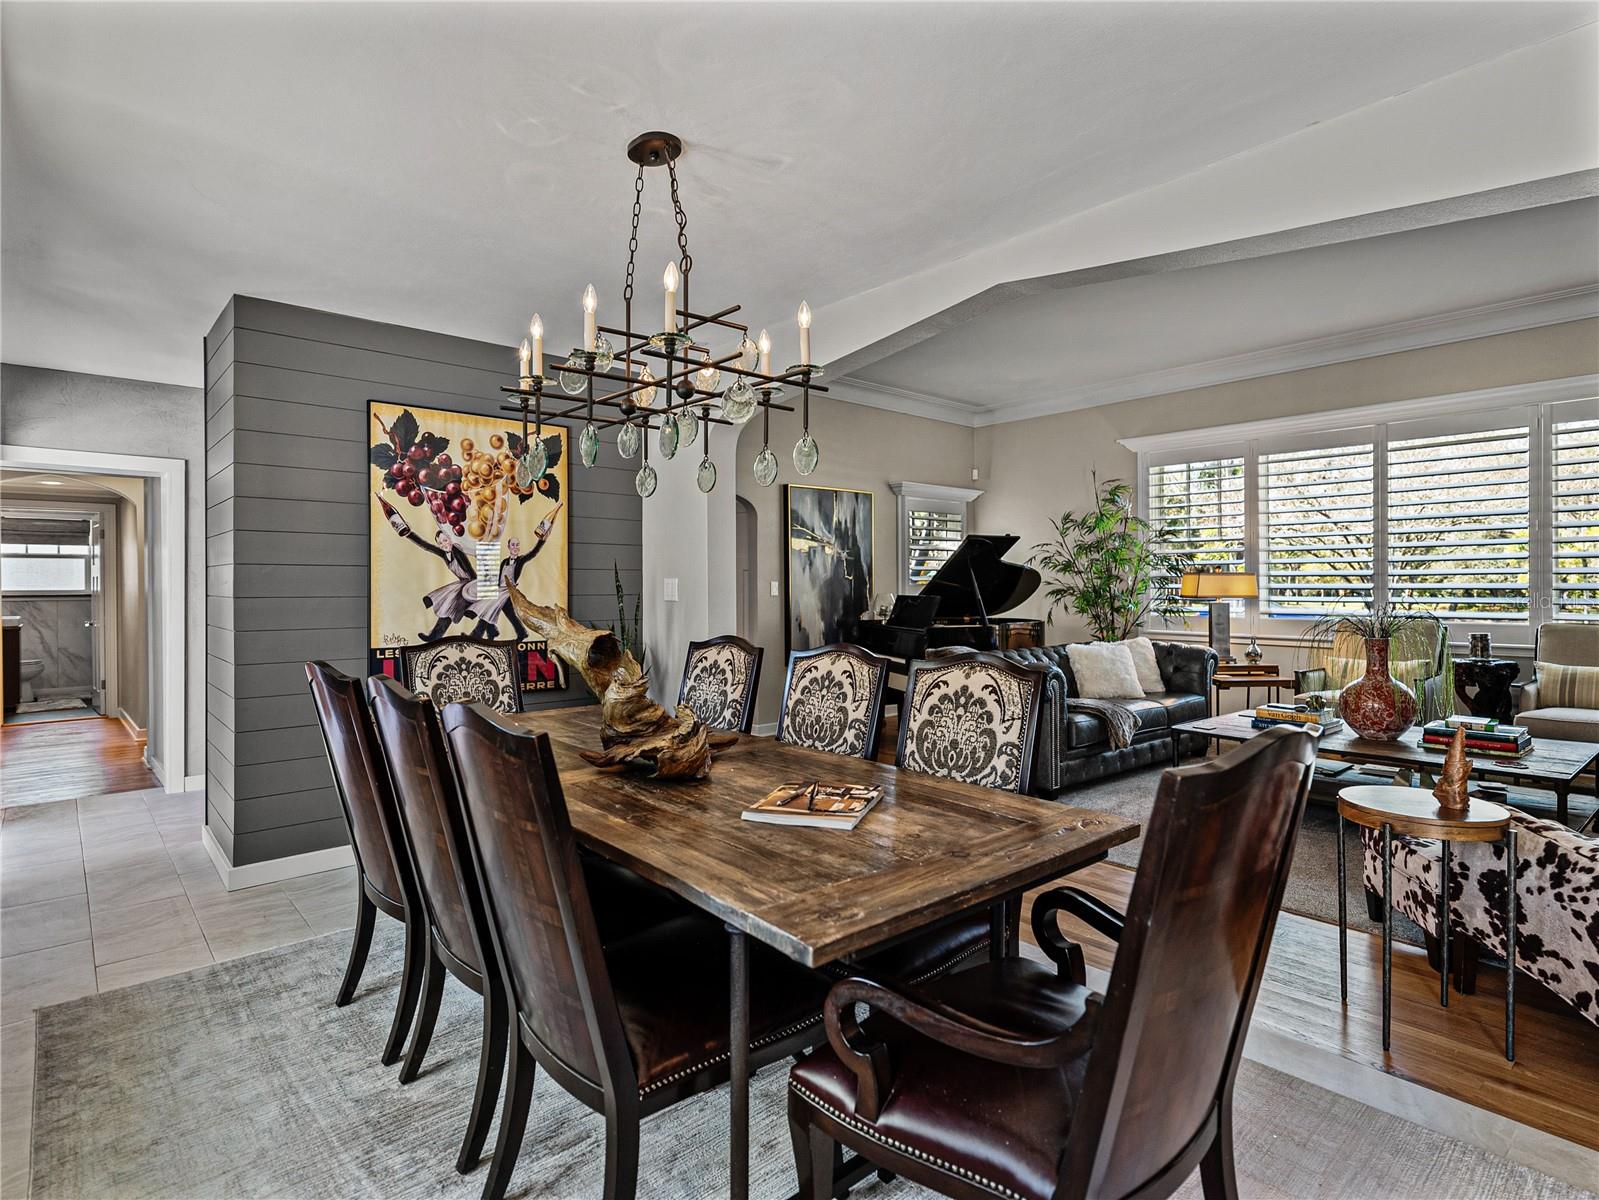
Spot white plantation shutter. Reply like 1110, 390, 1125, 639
1385, 422, 1530, 620
1552, 403, 1599, 619
1146, 457, 1246, 611
1259, 439, 1375, 615
906, 506, 964, 587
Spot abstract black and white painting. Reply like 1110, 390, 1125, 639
785, 484, 874, 651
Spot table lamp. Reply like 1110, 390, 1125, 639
1179, 570, 1258, 663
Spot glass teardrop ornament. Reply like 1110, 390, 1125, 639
578, 422, 600, 468
676, 408, 699, 449
696, 361, 722, 392
794, 433, 820, 476
635, 463, 657, 498
592, 333, 615, 371
617, 421, 641, 460
736, 335, 759, 370
719, 378, 757, 425
559, 355, 586, 395
658, 417, 679, 460
634, 366, 658, 408
696, 457, 717, 493
753, 446, 779, 487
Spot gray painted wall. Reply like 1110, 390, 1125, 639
205, 297, 642, 867
1, 364, 206, 776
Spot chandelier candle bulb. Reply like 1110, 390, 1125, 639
518, 338, 532, 388
529, 314, 544, 374
582, 284, 598, 351
797, 301, 812, 364
663, 262, 679, 333
758, 328, 772, 374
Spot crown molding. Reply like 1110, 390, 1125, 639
830, 286, 1599, 429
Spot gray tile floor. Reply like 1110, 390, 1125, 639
0, 788, 356, 1198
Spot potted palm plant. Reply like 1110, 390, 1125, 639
1030, 477, 1191, 641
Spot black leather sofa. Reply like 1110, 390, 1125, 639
985, 641, 1219, 794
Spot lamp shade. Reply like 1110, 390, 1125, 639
1179, 570, 1258, 600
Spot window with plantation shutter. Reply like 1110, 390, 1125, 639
1386, 424, 1529, 620
1146, 458, 1245, 611
906, 506, 964, 587
1259, 440, 1375, 615
1552, 408, 1599, 619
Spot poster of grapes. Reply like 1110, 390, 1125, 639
367, 401, 570, 696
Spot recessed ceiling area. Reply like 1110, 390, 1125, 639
2, 1, 1594, 388
838, 198, 1599, 424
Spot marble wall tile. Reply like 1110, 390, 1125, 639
1, 596, 94, 692
6, 598, 58, 687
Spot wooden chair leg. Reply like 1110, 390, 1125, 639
788, 1111, 835, 1200
335, 890, 376, 1007
457, 981, 509, 1174
1199, 1100, 1239, 1200
381, 915, 426, 1067
602, 1098, 640, 1200
398, 942, 445, 1084
481, 1040, 536, 1200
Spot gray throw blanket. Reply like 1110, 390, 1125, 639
1067, 697, 1140, 750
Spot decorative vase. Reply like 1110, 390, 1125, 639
1338, 637, 1417, 741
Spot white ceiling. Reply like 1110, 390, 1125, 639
841, 198, 1599, 422
3, 2, 1594, 390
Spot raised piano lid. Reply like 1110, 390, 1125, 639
919, 534, 1041, 622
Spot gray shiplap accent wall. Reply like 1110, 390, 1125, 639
205, 297, 642, 867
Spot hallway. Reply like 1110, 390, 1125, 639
0, 718, 158, 808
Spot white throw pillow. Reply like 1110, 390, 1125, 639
1116, 636, 1163, 694
1066, 642, 1145, 700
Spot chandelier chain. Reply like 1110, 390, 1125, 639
666, 159, 693, 284
622, 165, 645, 306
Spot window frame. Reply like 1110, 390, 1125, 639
891, 482, 983, 596
1129, 375, 1599, 651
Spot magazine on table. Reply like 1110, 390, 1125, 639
741, 781, 885, 830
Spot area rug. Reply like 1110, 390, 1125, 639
30, 926, 1591, 1199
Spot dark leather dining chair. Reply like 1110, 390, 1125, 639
788, 724, 1317, 1200
304, 661, 425, 1068
441, 701, 832, 1200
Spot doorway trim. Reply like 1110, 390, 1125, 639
1, 443, 187, 792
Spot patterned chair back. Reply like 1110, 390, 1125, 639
777, 643, 890, 760
678, 635, 763, 733
895, 652, 1050, 793
401, 636, 523, 714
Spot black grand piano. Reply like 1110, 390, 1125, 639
856, 533, 1045, 661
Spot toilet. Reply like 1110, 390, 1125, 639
18, 659, 45, 703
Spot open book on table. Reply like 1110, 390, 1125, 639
741, 781, 885, 830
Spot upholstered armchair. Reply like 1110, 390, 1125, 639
1516, 621, 1599, 745
677, 634, 763, 733
1294, 621, 1453, 725
401, 636, 522, 713
1362, 812, 1598, 1028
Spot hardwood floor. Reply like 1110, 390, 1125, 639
1029, 861, 1599, 1154
0, 718, 159, 807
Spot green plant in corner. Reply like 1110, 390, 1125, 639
608, 562, 647, 674
1029, 476, 1191, 642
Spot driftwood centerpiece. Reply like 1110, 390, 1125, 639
508, 583, 728, 779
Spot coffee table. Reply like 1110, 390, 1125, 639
1175, 712, 1597, 825
1335, 786, 1515, 1061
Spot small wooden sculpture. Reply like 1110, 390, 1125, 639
508, 584, 733, 779
1432, 725, 1472, 813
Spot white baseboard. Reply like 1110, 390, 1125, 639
116, 708, 147, 740
751, 721, 778, 737
201, 825, 354, 892
182, 774, 205, 792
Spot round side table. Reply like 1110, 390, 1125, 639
1335, 785, 1516, 1061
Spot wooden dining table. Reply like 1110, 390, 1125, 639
507, 705, 1141, 1200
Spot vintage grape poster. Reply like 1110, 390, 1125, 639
367, 401, 570, 695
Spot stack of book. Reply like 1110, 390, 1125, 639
1422, 716, 1532, 759
1251, 703, 1345, 735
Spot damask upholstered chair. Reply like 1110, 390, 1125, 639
678, 634, 763, 733
402, 635, 523, 713
777, 643, 890, 760
896, 652, 1051, 794
788, 726, 1316, 1200
303, 661, 425, 1069
440, 702, 830, 1200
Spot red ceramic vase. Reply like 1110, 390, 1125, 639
1338, 636, 1417, 741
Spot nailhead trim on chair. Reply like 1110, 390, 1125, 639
637, 1011, 824, 1096
789, 1080, 1025, 1200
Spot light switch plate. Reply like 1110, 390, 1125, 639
664, 577, 679, 602
770, 580, 780, 597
